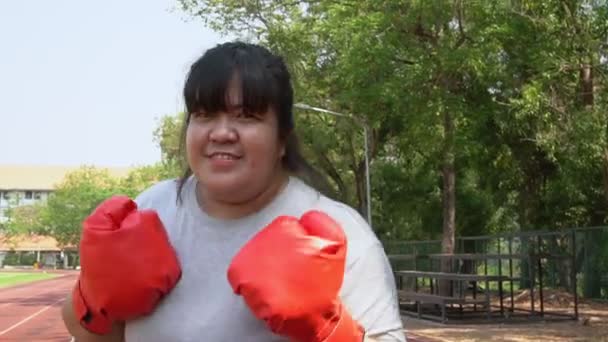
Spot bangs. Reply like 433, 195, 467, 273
183, 46, 279, 115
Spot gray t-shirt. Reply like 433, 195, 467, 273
125, 175, 406, 342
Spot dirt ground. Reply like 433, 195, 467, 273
402, 289, 608, 342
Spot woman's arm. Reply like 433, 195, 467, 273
61, 292, 125, 342
340, 241, 407, 342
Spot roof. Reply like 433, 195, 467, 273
0, 164, 132, 191
0, 234, 75, 252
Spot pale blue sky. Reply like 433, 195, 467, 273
0, 1, 226, 168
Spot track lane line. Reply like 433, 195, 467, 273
0, 297, 65, 336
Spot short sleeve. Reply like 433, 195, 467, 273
133, 179, 177, 210
340, 242, 407, 341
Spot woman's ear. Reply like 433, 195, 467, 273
280, 130, 294, 159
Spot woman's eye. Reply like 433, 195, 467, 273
237, 111, 257, 120
192, 111, 211, 119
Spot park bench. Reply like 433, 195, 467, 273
426, 253, 525, 312
387, 254, 418, 261
398, 290, 489, 323
395, 270, 509, 323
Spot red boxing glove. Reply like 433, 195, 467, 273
227, 210, 365, 342
72, 196, 182, 334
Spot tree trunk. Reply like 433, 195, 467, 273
355, 165, 366, 218
518, 173, 537, 289
578, 56, 608, 220
440, 105, 456, 296
583, 230, 603, 298
602, 148, 608, 211
579, 61, 594, 107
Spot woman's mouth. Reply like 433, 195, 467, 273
206, 152, 242, 169
209, 152, 240, 160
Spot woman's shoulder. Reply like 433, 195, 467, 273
134, 178, 183, 210
289, 178, 381, 257
317, 195, 383, 264
317, 196, 377, 239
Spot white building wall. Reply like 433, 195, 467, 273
0, 190, 51, 224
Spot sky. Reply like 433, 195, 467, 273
0, 1, 227, 168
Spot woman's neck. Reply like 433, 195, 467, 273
196, 171, 290, 220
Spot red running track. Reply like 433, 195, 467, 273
0, 272, 76, 341
0, 272, 428, 342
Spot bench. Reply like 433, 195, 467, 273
387, 254, 418, 261
398, 290, 489, 323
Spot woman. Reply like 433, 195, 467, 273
62, 41, 406, 342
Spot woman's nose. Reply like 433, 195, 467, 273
209, 115, 238, 143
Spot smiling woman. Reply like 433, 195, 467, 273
62, 41, 405, 342
177, 42, 307, 219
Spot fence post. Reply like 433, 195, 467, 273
571, 229, 579, 320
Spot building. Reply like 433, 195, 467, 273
0, 164, 132, 267
0, 234, 74, 268
0, 164, 131, 224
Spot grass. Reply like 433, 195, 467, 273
0, 272, 58, 288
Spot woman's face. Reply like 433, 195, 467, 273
186, 81, 286, 204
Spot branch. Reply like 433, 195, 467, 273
453, 0, 472, 49
509, 9, 548, 26
394, 57, 416, 65
315, 148, 348, 199
253, 0, 270, 30
411, 14, 439, 46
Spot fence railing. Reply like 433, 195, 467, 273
382, 226, 608, 300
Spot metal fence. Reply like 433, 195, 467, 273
382, 226, 608, 300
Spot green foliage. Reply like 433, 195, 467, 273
172, 0, 608, 243
1, 251, 37, 267
118, 163, 181, 198
39, 166, 122, 248
4, 203, 47, 237
153, 112, 186, 168
11, 1, 603, 256
4, 164, 180, 249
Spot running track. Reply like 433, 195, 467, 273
0, 272, 75, 341
0, 273, 428, 341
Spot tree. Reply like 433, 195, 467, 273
4, 202, 47, 237
175, 0, 501, 251
40, 166, 121, 248
174, 0, 608, 268
119, 163, 180, 198
153, 112, 186, 173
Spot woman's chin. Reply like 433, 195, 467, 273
201, 175, 251, 199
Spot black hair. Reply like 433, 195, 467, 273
176, 41, 331, 202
